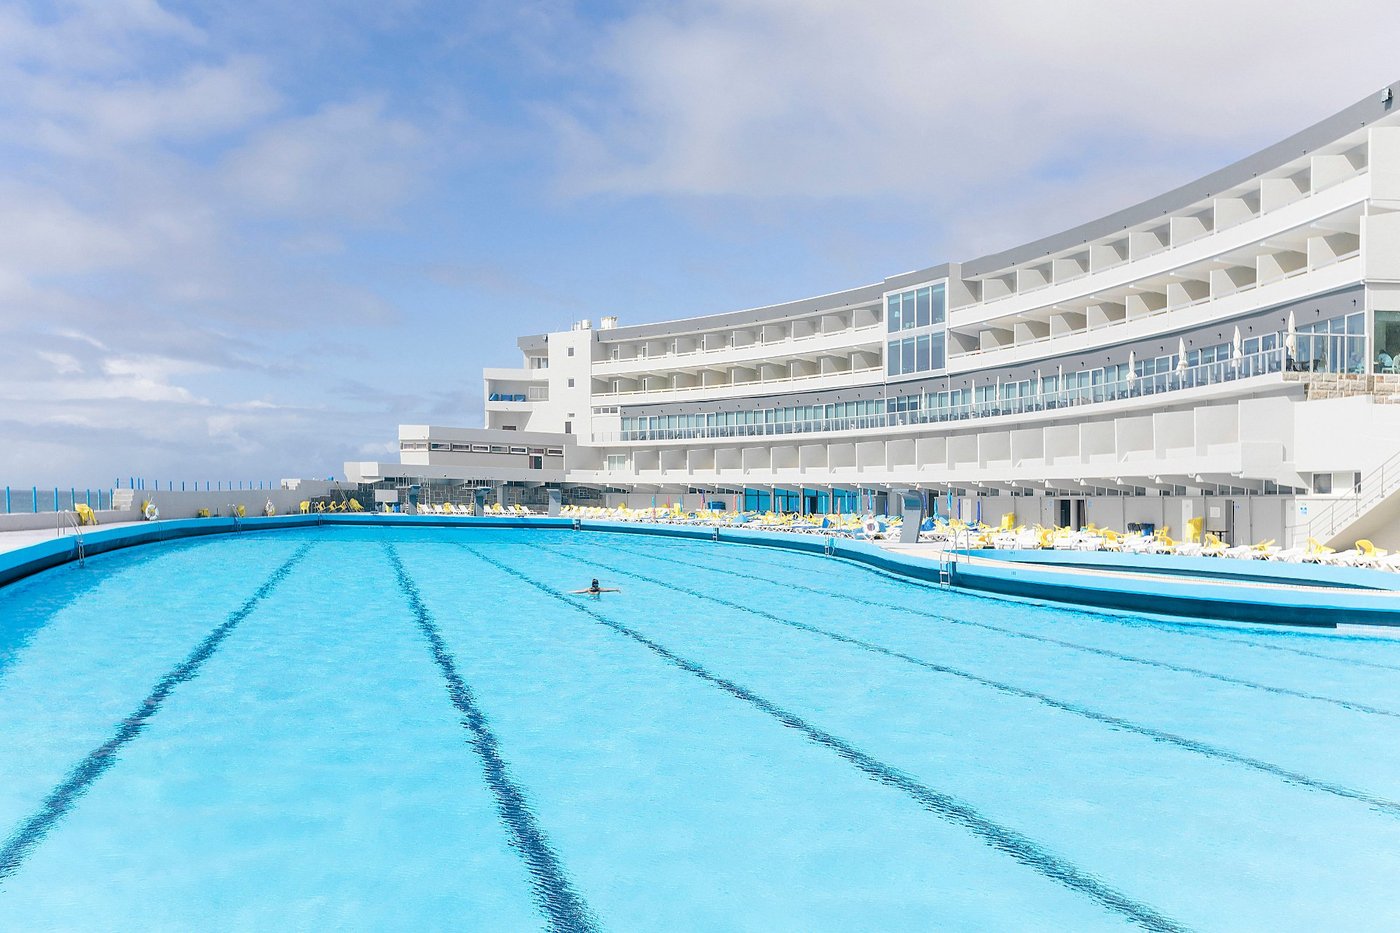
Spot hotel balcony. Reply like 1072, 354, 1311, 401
951, 145, 1370, 323
593, 309, 882, 375
593, 355, 884, 404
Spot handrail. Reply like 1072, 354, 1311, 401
1306, 446, 1400, 541
55, 509, 85, 566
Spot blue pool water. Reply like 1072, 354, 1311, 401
3, 525, 1400, 930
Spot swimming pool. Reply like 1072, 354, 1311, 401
3, 524, 1400, 930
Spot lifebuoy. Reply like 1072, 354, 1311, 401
143, 502, 159, 521
862, 516, 880, 537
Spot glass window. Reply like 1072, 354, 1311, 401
931, 283, 947, 325
916, 287, 931, 328
929, 333, 945, 370
1376, 311, 1400, 371
915, 334, 931, 372
901, 338, 916, 374
1313, 472, 1332, 494
887, 295, 901, 332
887, 340, 901, 375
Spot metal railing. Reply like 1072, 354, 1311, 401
606, 347, 1287, 443
55, 510, 86, 566
1306, 448, 1400, 542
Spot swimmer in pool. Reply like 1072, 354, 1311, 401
570, 578, 620, 598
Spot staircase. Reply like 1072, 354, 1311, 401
1308, 447, 1400, 548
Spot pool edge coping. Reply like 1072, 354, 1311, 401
3, 514, 1398, 627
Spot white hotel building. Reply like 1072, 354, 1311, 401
347, 82, 1400, 549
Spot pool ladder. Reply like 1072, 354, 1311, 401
56, 509, 86, 567
938, 531, 964, 589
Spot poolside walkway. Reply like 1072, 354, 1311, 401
0, 521, 147, 558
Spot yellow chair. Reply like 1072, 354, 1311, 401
1357, 539, 1388, 559
1000, 512, 1016, 531
299, 500, 311, 514
74, 503, 98, 526
348, 498, 365, 512
234, 504, 247, 518
1186, 517, 1203, 544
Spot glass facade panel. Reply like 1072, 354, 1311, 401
884, 282, 948, 375
619, 310, 1363, 442
1292, 311, 1365, 373
1377, 311, 1400, 371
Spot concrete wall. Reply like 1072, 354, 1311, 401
0, 509, 139, 533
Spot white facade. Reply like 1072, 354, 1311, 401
348, 82, 1400, 548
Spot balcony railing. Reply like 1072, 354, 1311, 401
953, 251, 1361, 363
597, 365, 884, 399
604, 347, 1289, 443
600, 323, 882, 368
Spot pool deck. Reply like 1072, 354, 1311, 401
0, 521, 148, 557
878, 542, 1397, 594
2, 516, 1399, 627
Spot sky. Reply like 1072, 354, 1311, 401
1, 0, 1397, 490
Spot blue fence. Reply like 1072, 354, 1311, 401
3, 479, 280, 514
3, 487, 110, 514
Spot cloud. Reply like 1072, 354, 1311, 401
25, 57, 281, 151
0, 1, 448, 487
0, 0, 203, 75
221, 96, 427, 223
549, 0, 1397, 209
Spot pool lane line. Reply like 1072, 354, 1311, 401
0, 543, 314, 885
525, 541, 1400, 821
462, 546, 1187, 933
592, 539, 1400, 720
383, 545, 597, 933
0, 536, 253, 686
630, 535, 1400, 673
